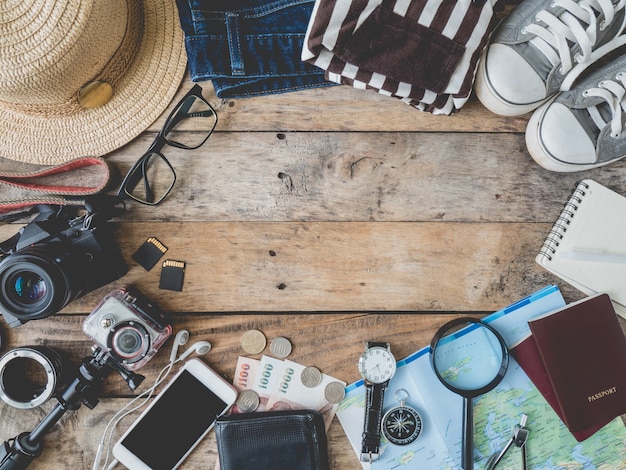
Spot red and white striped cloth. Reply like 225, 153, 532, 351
302, 0, 499, 114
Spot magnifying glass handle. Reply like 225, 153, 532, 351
462, 396, 473, 470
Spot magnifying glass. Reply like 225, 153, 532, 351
430, 317, 509, 470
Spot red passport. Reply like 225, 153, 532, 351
511, 293, 626, 440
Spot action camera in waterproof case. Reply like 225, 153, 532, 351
82, 287, 172, 371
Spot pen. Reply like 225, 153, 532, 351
559, 249, 626, 263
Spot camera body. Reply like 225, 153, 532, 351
83, 287, 172, 370
0, 206, 128, 327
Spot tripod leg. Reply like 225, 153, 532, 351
0, 433, 43, 470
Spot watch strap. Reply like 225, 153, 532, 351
361, 380, 387, 462
359, 341, 392, 462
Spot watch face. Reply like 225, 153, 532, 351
382, 405, 423, 445
358, 346, 396, 384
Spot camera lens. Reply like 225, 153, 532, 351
109, 321, 150, 365
116, 328, 142, 355
0, 246, 79, 323
9, 271, 48, 304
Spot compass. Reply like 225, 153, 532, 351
381, 389, 423, 446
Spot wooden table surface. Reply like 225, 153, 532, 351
2, 60, 626, 468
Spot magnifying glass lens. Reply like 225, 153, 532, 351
433, 322, 506, 393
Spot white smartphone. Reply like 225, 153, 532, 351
112, 358, 237, 470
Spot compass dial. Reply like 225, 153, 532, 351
382, 405, 423, 445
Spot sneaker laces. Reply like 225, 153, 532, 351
522, 0, 626, 75
583, 72, 626, 137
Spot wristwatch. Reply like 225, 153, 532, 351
357, 341, 396, 462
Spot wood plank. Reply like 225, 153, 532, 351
148, 81, 530, 134
104, 132, 626, 223
0, 221, 580, 315
4, 131, 626, 224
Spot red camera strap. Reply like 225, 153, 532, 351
0, 157, 111, 214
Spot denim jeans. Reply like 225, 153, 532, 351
176, 0, 334, 98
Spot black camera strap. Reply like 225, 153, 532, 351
0, 232, 22, 257
83, 194, 125, 228
0, 196, 124, 258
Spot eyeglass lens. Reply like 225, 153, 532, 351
125, 153, 176, 205
122, 88, 216, 205
164, 94, 216, 150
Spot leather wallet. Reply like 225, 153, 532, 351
214, 409, 331, 470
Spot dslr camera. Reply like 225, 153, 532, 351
0, 205, 128, 327
83, 287, 172, 371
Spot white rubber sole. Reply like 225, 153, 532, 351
525, 100, 621, 172
474, 47, 551, 117
475, 35, 626, 117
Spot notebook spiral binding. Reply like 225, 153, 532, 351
538, 181, 590, 261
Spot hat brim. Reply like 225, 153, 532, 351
0, 0, 187, 165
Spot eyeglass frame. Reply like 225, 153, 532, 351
116, 84, 217, 205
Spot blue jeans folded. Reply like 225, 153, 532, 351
176, 0, 335, 98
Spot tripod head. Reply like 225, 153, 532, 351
0, 346, 144, 470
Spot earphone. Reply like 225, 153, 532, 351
169, 330, 190, 363
169, 330, 211, 364
177, 341, 212, 362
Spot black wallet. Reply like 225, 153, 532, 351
214, 410, 331, 470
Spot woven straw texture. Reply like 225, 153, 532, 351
0, 0, 187, 165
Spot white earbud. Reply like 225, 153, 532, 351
169, 330, 190, 363
178, 341, 212, 362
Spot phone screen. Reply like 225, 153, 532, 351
120, 369, 228, 470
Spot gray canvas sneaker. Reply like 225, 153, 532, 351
526, 52, 626, 171
475, 0, 626, 116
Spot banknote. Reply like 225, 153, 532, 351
264, 359, 346, 430
231, 355, 346, 429
231, 355, 288, 413
233, 355, 260, 392
252, 355, 285, 407
230, 356, 268, 413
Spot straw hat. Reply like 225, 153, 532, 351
0, 0, 187, 165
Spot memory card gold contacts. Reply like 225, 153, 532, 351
159, 260, 186, 291
132, 237, 168, 271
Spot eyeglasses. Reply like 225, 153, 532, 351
117, 84, 217, 205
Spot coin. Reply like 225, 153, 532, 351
300, 366, 322, 388
241, 329, 266, 355
236, 389, 260, 413
324, 381, 346, 404
269, 336, 292, 358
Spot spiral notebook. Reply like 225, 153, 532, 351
536, 179, 626, 319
